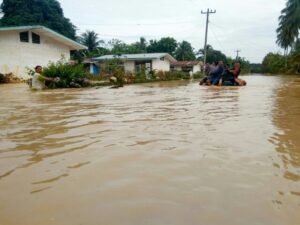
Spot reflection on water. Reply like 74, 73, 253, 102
0, 77, 300, 225
271, 77, 300, 193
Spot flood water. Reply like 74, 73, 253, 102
0, 75, 300, 225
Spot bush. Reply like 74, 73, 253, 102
42, 59, 89, 88
165, 71, 190, 80
193, 72, 204, 79
0, 73, 22, 84
101, 59, 125, 86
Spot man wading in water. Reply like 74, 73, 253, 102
31, 66, 58, 90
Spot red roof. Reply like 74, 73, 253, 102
171, 61, 202, 66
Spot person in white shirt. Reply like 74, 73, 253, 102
31, 66, 55, 90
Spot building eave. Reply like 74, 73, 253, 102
0, 25, 87, 50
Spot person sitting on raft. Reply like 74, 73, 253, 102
200, 61, 224, 86
218, 63, 247, 86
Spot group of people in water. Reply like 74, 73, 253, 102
199, 61, 247, 86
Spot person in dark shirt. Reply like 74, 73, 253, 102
209, 61, 224, 85
219, 63, 247, 86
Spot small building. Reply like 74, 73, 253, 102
171, 61, 203, 74
91, 53, 177, 75
0, 26, 87, 79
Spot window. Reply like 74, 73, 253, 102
32, 32, 40, 44
19, 32, 29, 42
160, 57, 165, 61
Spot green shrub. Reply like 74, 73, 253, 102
42, 59, 89, 88
101, 59, 125, 86
193, 72, 204, 79
165, 71, 190, 80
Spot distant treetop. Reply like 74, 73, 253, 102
0, 0, 76, 40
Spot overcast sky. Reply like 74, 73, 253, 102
1, 0, 287, 63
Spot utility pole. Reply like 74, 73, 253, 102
235, 50, 241, 60
201, 8, 216, 71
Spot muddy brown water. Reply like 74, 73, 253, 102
0, 75, 299, 225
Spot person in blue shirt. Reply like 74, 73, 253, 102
209, 61, 224, 85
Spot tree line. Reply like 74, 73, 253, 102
78, 30, 251, 71
78, 32, 196, 61
262, 0, 300, 74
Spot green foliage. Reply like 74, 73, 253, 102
101, 59, 125, 86
165, 71, 191, 80
147, 37, 178, 55
276, 0, 300, 49
175, 41, 196, 61
79, 30, 103, 52
237, 57, 251, 74
42, 59, 89, 88
197, 45, 227, 63
262, 53, 286, 74
250, 64, 263, 74
108, 38, 148, 55
0, 0, 76, 40
193, 72, 204, 79
273, 0, 300, 75
262, 49, 300, 75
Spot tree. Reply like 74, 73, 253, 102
108, 38, 149, 55
276, 0, 300, 49
262, 53, 285, 74
133, 37, 147, 53
147, 37, 177, 55
174, 41, 196, 61
197, 45, 227, 63
109, 39, 132, 55
0, 0, 76, 40
79, 30, 102, 52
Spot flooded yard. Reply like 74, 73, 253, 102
0, 75, 300, 225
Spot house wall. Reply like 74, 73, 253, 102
0, 30, 71, 79
173, 66, 182, 71
152, 58, 171, 72
193, 65, 201, 73
124, 61, 135, 73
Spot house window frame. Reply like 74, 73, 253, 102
32, 32, 41, 44
19, 31, 29, 43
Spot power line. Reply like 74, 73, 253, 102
75, 20, 198, 27
92, 27, 194, 39
209, 25, 226, 53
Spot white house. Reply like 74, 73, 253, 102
171, 61, 203, 74
92, 53, 177, 74
0, 26, 87, 79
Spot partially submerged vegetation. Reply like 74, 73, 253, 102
0, 73, 23, 84
42, 60, 90, 88
27, 59, 203, 89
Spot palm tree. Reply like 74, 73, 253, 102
175, 41, 196, 61
79, 30, 101, 52
276, 0, 300, 50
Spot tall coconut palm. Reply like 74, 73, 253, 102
79, 30, 101, 52
276, 0, 300, 50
